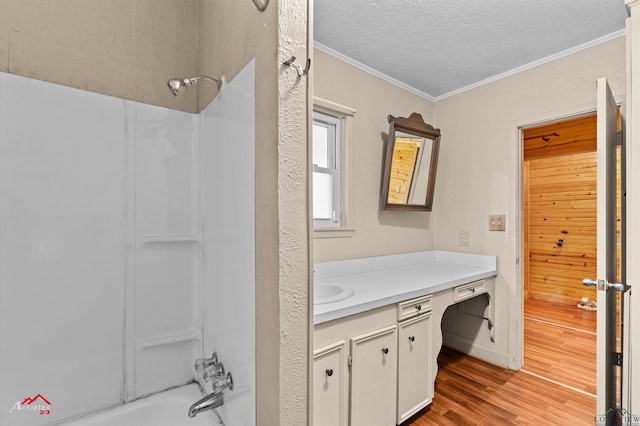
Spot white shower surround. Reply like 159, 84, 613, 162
0, 60, 256, 425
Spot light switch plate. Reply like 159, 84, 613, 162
489, 215, 506, 231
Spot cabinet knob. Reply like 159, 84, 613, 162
415, 304, 422, 311
325, 368, 333, 377
408, 336, 415, 342
382, 348, 389, 354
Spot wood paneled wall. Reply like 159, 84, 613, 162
523, 152, 598, 302
523, 115, 596, 161
523, 113, 622, 304
523, 115, 598, 303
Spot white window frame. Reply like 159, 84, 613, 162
312, 97, 356, 238
313, 111, 341, 227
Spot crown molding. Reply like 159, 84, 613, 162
314, 42, 436, 102
314, 29, 625, 102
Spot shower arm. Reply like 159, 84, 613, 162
167, 74, 225, 97
189, 75, 223, 91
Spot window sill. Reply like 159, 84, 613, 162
313, 227, 356, 239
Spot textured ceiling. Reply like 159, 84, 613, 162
314, 0, 628, 100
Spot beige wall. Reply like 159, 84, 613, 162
313, 49, 436, 262
314, 37, 625, 369
621, 0, 637, 412
433, 37, 626, 367
1, 1, 310, 424
0, 0, 200, 112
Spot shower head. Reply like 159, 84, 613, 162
167, 78, 189, 96
167, 75, 223, 96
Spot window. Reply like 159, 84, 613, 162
312, 97, 356, 238
313, 111, 341, 227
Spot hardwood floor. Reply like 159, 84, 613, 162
523, 297, 597, 396
404, 298, 596, 425
524, 296, 596, 332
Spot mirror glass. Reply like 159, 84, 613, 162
381, 113, 441, 211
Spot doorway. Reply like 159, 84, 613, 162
521, 114, 599, 399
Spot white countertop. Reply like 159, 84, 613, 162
314, 250, 497, 324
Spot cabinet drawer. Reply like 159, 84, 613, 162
397, 295, 432, 321
453, 280, 486, 302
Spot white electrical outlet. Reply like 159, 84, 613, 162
459, 230, 469, 246
489, 215, 506, 231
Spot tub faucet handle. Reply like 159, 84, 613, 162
195, 352, 219, 374
195, 359, 206, 374
212, 372, 234, 394
203, 362, 225, 382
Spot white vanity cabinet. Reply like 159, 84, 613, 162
397, 312, 432, 423
314, 306, 398, 426
313, 341, 347, 426
313, 250, 498, 426
313, 300, 433, 426
350, 325, 398, 426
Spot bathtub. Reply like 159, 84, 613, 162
62, 384, 218, 426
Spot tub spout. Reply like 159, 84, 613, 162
188, 392, 223, 418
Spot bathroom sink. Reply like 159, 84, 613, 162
314, 284, 354, 305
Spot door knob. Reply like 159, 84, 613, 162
583, 278, 629, 292
608, 282, 629, 292
382, 348, 389, 354
408, 336, 415, 342
325, 368, 333, 377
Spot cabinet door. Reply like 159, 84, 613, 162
397, 313, 433, 423
313, 341, 347, 426
350, 324, 398, 426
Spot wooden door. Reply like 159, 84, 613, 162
592, 77, 620, 415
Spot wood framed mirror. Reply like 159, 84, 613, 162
381, 113, 441, 211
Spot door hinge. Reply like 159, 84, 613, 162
616, 351, 623, 367
348, 355, 352, 367
617, 130, 623, 146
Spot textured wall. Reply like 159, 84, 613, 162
198, 0, 310, 424
313, 49, 436, 262
433, 37, 625, 368
0, 0, 199, 112
276, 1, 311, 424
